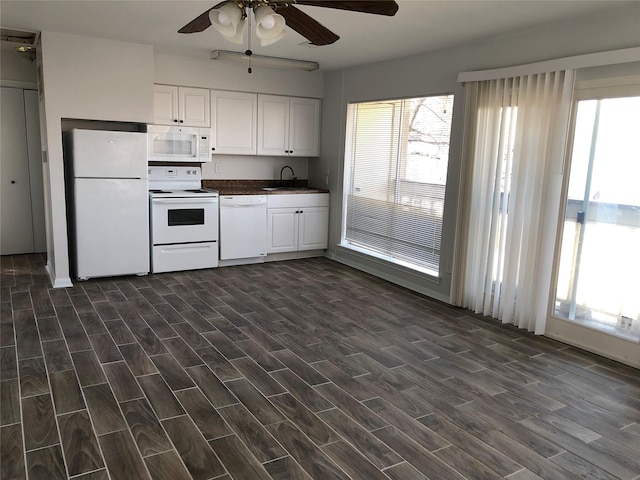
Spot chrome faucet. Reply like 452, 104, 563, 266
280, 165, 296, 186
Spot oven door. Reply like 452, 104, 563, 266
151, 197, 218, 245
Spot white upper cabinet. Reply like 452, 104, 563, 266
257, 95, 320, 157
289, 97, 321, 157
153, 85, 210, 127
179, 87, 210, 127
153, 85, 178, 125
210, 90, 257, 155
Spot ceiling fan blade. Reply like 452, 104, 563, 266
178, 1, 229, 33
295, 1, 399, 16
279, 5, 339, 46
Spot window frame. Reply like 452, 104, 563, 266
340, 93, 455, 278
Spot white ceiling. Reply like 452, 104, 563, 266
0, 0, 628, 71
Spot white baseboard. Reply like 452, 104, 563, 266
46, 262, 73, 289
265, 250, 325, 262
331, 247, 450, 304
546, 316, 640, 369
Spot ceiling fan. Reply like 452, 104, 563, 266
178, 0, 399, 47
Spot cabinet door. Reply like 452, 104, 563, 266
289, 97, 321, 157
257, 94, 289, 156
153, 85, 179, 125
179, 87, 210, 127
298, 207, 328, 251
211, 91, 257, 155
267, 208, 298, 253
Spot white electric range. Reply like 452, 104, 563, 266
148, 166, 219, 273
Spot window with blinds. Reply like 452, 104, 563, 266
342, 94, 454, 276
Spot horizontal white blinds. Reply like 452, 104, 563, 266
343, 95, 454, 275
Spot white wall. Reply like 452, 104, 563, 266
155, 53, 323, 182
38, 32, 154, 287
314, 4, 640, 303
201, 156, 308, 181
154, 53, 323, 98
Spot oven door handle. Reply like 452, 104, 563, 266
221, 204, 266, 208
152, 198, 218, 205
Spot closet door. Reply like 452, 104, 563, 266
25, 89, 46, 252
1, 87, 34, 255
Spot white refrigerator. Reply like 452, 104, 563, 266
68, 129, 149, 280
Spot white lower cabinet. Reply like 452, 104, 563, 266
267, 194, 329, 254
298, 207, 330, 250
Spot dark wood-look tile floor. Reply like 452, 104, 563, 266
1, 253, 639, 480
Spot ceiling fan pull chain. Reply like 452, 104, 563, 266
246, 11, 253, 73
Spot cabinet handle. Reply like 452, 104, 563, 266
179, 120, 184, 124
173, 119, 178, 123
300, 210, 303, 214
211, 147, 215, 151
11, 180, 16, 184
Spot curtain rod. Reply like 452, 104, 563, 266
457, 47, 640, 83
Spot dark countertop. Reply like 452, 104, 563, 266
203, 180, 330, 196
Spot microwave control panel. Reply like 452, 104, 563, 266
199, 135, 210, 159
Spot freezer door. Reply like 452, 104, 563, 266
74, 178, 149, 279
70, 129, 147, 179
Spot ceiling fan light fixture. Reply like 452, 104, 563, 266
209, 2, 244, 42
259, 31, 286, 47
254, 5, 286, 46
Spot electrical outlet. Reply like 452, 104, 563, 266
215, 163, 221, 173
618, 316, 633, 330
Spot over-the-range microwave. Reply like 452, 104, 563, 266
147, 125, 211, 162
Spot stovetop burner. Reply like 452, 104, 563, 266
149, 188, 218, 198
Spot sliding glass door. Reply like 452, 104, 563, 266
554, 94, 640, 340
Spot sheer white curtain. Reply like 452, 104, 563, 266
452, 70, 575, 334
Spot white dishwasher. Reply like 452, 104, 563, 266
219, 195, 268, 260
